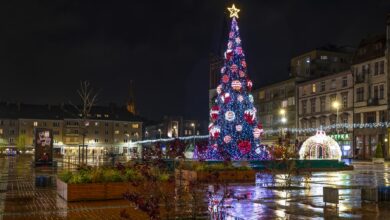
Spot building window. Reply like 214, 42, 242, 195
124, 139, 128, 143
320, 55, 328, 60
105, 130, 109, 135
123, 123, 128, 128
281, 100, 288, 108
354, 113, 361, 124
342, 76, 348, 87
53, 130, 60, 135
94, 130, 99, 134
380, 84, 385, 99
320, 97, 326, 112
53, 122, 60, 127
310, 98, 316, 113
356, 87, 364, 102
373, 85, 379, 99
96, 114, 101, 118
94, 139, 99, 143
379, 61, 384, 74
259, 91, 265, 99
342, 93, 348, 109
288, 97, 295, 106
132, 124, 139, 129
105, 123, 109, 127
9, 138, 14, 144
379, 111, 387, 122
312, 84, 316, 93
364, 112, 376, 123
33, 121, 38, 127
320, 81, 325, 92
0, 129, 3, 134
330, 79, 336, 89
95, 122, 99, 126
115, 130, 119, 134
105, 139, 109, 143
302, 100, 307, 114
104, 114, 109, 118
374, 62, 379, 75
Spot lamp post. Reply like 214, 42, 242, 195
332, 101, 340, 134
279, 108, 287, 143
191, 122, 195, 147
158, 129, 162, 139
125, 133, 130, 156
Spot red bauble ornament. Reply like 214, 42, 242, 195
223, 93, 231, 103
241, 60, 247, 68
225, 49, 233, 61
230, 64, 238, 73
244, 109, 256, 124
210, 106, 219, 120
247, 80, 253, 91
238, 140, 251, 155
222, 75, 229, 83
210, 126, 220, 139
239, 70, 245, 78
235, 47, 243, 55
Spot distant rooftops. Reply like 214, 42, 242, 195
353, 33, 386, 64
0, 102, 143, 122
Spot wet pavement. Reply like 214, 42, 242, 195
0, 156, 390, 219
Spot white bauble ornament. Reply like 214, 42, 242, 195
249, 94, 254, 103
216, 84, 222, 94
231, 80, 242, 91
253, 128, 261, 139
223, 135, 232, 143
225, 111, 235, 121
236, 124, 243, 132
237, 95, 244, 102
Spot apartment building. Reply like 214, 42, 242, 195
297, 70, 354, 157
0, 103, 143, 156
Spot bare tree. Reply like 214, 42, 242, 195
71, 81, 98, 165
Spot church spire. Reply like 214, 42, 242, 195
126, 80, 136, 115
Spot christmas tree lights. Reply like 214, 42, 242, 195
206, 4, 264, 160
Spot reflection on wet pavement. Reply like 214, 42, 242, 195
1, 156, 390, 219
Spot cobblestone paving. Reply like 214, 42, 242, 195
1, 156, 390, 219
0, 156, 147, 220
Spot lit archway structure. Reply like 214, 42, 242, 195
299, 130, 342, 160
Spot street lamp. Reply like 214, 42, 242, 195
279, 108, 287, 142
191, 122, 196, 147
332, 101, 340, 134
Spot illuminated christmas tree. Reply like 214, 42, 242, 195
207, 4, 264, 160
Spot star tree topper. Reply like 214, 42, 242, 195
227, 4, 240, 18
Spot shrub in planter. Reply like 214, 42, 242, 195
58, 170, 73, 183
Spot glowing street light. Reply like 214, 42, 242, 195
279, 108, 286, 115
332, 101, 340, 134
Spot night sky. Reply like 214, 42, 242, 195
1, 0, 389, 121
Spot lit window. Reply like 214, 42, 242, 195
281, 100, 288, 108
94, 122, 99, 126
33, 122, 38, 127
0, 129, 3, 134
104, 114, 109, 118
259, 91, 265, 99
96, 114, 101, 118
132, 124, 139, 129
320, 55, 328, 60
312, 84, 316, 93
115, 130, 119, 134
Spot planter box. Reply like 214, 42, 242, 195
175, 169, 256, 182
372, 158, 385, 164
57, 179, 174, 202
56, 179, 130, 202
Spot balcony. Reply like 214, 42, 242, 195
367, 98, 379, 106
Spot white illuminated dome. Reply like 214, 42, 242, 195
299, 130, 342, 160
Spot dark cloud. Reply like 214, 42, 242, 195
0, 0, 389, 121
